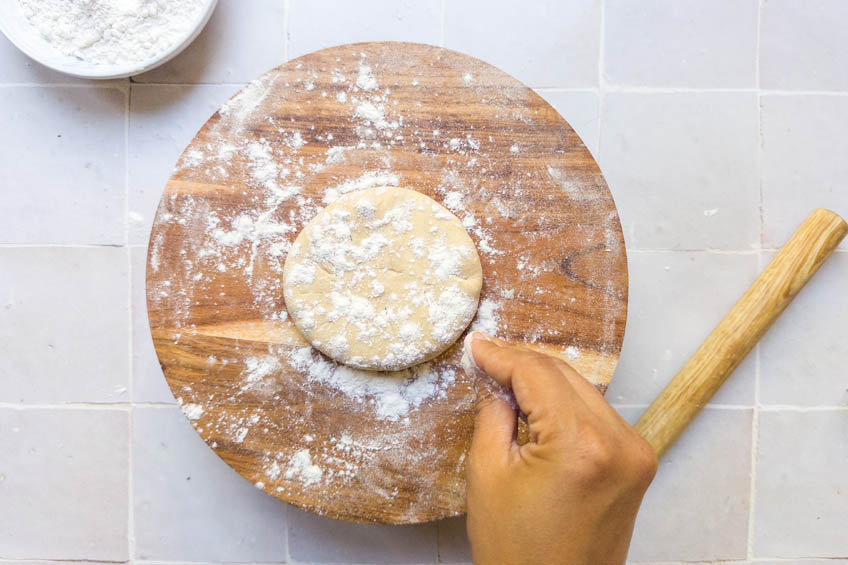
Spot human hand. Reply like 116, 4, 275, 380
462, 332, 658, 565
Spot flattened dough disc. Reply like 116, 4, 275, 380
283, 186, 483, 371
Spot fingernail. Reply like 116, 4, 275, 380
462, 331, 492, 375
470, 331, 494, 344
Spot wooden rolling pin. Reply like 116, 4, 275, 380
635, 208, 848, 458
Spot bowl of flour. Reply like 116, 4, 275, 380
0, 0, 217, 79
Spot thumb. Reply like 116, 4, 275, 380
463, 333, 518, 466
469, 395, 517, 469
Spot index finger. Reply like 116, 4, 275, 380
465, 332, 583, 421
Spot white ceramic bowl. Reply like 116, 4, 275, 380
0, 0, 218, 79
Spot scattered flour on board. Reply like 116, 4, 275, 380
181, 403, 204, 421
285, 449, 323, 485
152, 54, 615, 495
287, 346, 458, 422
354, 101, 391, 129
218, 74, 275, 129
242, 355, 281, 391
356, 64, 378, 91
470, 298, 500, 335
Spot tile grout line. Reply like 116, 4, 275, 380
628, 561, 748, 564
747, 265, 763, 561
628, 248, 761, 254
585, 85, 848, 96
759, 404, 848, 412
759, 88, 848, 96
4, 82, 848, 96
751, 555, 846, 565
0, 557, 131, 565
108, 82, 247, 88
125, 78, 137, 564
747, 346, 761, 560
756, 0, 765, 253
601, 85, 759, 94
124, 79, 131, 249
748, 5, 763, 555
0, 243, 127, 248
596, 0, 606, 164
128, 298, 136, 564
0, 403, 137, 411
598, 0, 606, 91
0, 83, 128, 89
757, 99, 764, 251
534, 87, 600, 93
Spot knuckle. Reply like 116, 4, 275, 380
587, 439, 617, 470
573, 435, 618, 484
561, 417, 659, 490
629, 439, 659, 488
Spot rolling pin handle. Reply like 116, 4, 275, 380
634, 208, 848, 458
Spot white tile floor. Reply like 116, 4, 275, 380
132, 407, 288, 561
603, 0, 759, 88
0, 0, 846, 563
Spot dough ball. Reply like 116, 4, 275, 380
283, 186, 483, 371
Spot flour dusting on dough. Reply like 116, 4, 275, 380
285, 187, 482, 371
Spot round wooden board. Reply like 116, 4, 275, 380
147, 42, 628, 524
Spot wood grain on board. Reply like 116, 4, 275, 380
147, 42, 627, 524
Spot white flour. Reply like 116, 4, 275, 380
242, 355, 281, 391
285, 449, 323, 485
322, 172, 400, 204
19, 0, 207, 66
288, 346, 455, 422
180, 403, 204, 421
356, 64, 378, 91
284, 186, 482, 371
151, 54, 613, 500
470, 298, 500, 335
